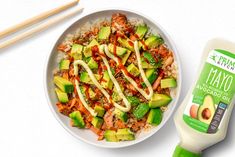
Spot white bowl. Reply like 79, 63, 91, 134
44, 8, 182, 148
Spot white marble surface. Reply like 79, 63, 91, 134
0, 0, 234, 156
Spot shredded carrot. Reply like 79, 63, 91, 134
62, 72, 69, 80
115, 120, 126, 129
90, 126, 102, 136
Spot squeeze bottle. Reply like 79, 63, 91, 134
173, 38, 235, 157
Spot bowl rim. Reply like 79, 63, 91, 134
44, 7, 182, 148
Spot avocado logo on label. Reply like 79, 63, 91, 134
208, 50, 235, 74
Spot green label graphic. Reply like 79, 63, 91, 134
183, 49, 235, 134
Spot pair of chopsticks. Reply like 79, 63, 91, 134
0, 0, 83, 49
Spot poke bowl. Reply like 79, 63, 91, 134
44, 8, 182, 148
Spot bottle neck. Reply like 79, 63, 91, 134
173, 145, 201, 157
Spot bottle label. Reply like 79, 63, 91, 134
183, 49, 235, 134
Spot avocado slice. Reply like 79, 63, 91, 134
98, 26, 111, 40
70, 44, 83, 60
116, 128, 135, 141
117, 37, 135, 52
146, 69, 157, 83
135, 25, 148, 39
161, 78, 177, 88
80, 85, 97, 100
112, 92, 122, 102
101, 71, 113, 90
83, 39, 99, 57
143, 52, 158, 66
108, 44, 127, 56
94, 105, 105, 117
104, 130, 118, 142
55, 88, 69, 103
121, 50, 132, 65
114, 108, 128, 122
54, 76, 74, 93
133, 103, 150, 120
80, 72, 101, 85
147, 108, 162, 126
69, 111, 85, 128
149, 94, 172, 108
126, 96, 140, 106
59, 59, 70, 70
197, 95, 215, 124
87, 57, 98, 69
142, 69, 157, 87
91, 117, 104, 129
141, 54, 162, 69
112, 86, 124, 102
145, 35, 164, 48
141, 61, 157, 69
127, 63, 140, 77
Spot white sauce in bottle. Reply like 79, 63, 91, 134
173, 38, 235, 157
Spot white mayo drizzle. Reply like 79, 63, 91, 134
74, 80, 97, 116
73, 41, 154, 115
99, 45, 131, 112
74, 60, 130, 115
133, 41, 153, 99
103, 41, 153, 100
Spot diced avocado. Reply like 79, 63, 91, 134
83, 39, 99, 57
142, 61, 157, 69
98, 26, 111, 40
91, 117, 103, 129
133, 103, 150, 120
161, 78, 177, 88
112, 86, 124, 102
117, 37, 134, 52
116, 128, 135, 141
126, 96, 140, 106
141, 55, 162, 69
143, 52, 158, 66
149, 94, 172, 108
80, 85, 97, 100
94, 105, 105, 117
110, 67, 115, 75
88, 39, 99, 47
145, 35, 164, 48
70, 44, 83, 60
101, 71, 113, 90
104, 130, 118, 142
80, 72, 101, 85
59, 59, 70, 70
114, 108, 128, 122
112, 92, 121, 102
87, 88, 96, 100
54, 76, 74, 93
108, 44, 127, 56
55, 88, 69, 103
112, 91, 122, 102
135, 25, 148, 39
147, 108, 163, 126
121, 50, 132, 65
69, 111, 85, 128
127, 63, 140, 77
146, 69, 157, 84
87, 57, 98, 69
142, 69, 157, 87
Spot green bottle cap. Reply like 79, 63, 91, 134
173, 145, 201, 157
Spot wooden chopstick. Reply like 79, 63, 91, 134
0, 7, 83, 49
0, 0, 79, 39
